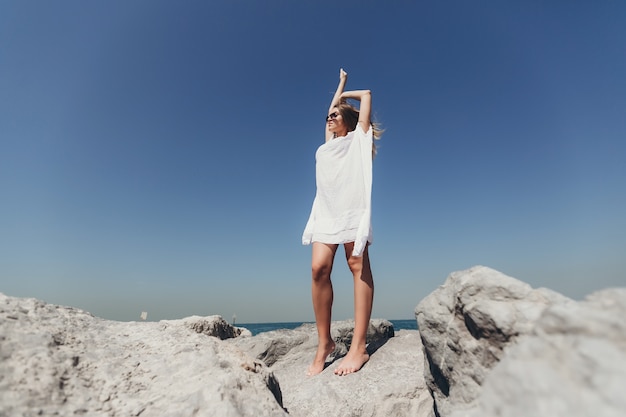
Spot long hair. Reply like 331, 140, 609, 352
335, 101, 383, 156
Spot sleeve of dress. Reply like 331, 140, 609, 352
352, 124, 374, 257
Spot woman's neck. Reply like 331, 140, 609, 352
334, 128, 348, 137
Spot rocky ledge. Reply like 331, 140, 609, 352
415, 266, 626, 417
1, 265, 625, 417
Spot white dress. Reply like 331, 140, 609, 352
302, 124, 373, 257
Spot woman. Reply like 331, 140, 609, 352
302, 68, 382, 376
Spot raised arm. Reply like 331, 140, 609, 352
340, 89, 372, 132
329, 68, 348, 112
325, 69, 348, 141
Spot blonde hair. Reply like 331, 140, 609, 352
335, 101, 383, 156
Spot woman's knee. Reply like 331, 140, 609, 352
311, 242, 337, 282
311, 262, 332, 282
346, 256, 364, 275
345, 247, 372, 279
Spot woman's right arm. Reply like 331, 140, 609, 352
329, 68, 348, 112
325, 69, 348, 141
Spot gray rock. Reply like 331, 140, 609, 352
0, 293, 432, 417
15, 263, 619, 417
231, 319, 393, 368
0, 293, 287, 417
460, 287, 626, 417
176, 314, 253, 339
231, 320, 433, 417
415, 265, 573, 416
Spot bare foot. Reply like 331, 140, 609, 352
333, 349, 369, 376
306, 340, 336, 376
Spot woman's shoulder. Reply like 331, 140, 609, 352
354, 123, 373, 136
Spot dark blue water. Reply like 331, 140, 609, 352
237, 319, 417, 336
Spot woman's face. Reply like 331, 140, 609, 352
326, 107, 347, 135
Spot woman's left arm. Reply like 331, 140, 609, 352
340, 90, 371, 131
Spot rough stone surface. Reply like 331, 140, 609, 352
231, 321, 433, 417
0, 293, 432, 417
231, 319, 394, 368
6, 265, 623, 417
0, 293, 287, 417
457, 287, 626, 417
179, 314, 253, 339
415, 265, 573, 417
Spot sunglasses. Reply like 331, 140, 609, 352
326, 112, 340, 121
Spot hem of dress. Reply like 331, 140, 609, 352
309, 229, 360, 245
303, 238, 372, 250
310, 238, 356, 245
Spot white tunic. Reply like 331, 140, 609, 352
302, 124, 373, 257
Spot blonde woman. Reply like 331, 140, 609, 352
302, 68, 382, 376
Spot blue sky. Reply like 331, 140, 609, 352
1, 1, 625, 323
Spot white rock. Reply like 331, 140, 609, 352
462, 288, 626, 417
231, 320, 433, 417
415, 266, 573, 416
0, 293, 287, 417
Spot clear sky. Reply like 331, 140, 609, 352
1, 1, 625, 323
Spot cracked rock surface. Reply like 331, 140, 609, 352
0, 294, 287, 417
230, 320, 433, 417
416, 266, 626, 417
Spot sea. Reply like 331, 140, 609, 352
236, 319, 417, 336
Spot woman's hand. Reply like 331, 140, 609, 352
340, 68, 348, 81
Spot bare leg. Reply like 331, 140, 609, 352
334, 243, 374, 376
307, 242, 339, 376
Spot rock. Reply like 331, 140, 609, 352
231, 319, 393, 367
458, 287, 626, 417
0, 293, 287, 417
0, 293, 432, 417
13, 264, 620, 417
177, 315, 253, 339
231, 320, 433, 417
414, 266, 573, 417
